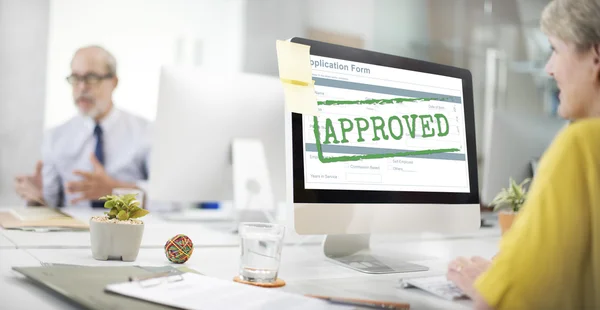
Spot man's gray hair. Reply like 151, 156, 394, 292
72, 45, 117, 76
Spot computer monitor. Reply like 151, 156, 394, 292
148, 67, 286, 224
285, 38, 481, 274
481, 110, 567, 206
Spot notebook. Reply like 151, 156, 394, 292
105, 272, 352, 310
0, 207, 88, 231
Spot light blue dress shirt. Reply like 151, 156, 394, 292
41, 107, 151, 207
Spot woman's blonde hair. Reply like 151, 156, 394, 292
541, 0, 600, 51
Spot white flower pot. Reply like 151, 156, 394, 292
89, 218, 144, 261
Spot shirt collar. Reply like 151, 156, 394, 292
83, 106, 121, 133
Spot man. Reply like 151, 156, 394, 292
14, 45, 151, 208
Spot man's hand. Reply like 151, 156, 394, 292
446, 256, 492, 299
14, 161, 45, 205
66, 154, 121, 204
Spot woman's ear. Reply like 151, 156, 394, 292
593, 44, 600, 79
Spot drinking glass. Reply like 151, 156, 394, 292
238, 222, 285, 283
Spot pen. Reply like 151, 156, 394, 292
306, 294, 410, 309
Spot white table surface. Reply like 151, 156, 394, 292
1, 206, 501, 250
1, 209, 500, 249
0, 207, 325, 248
0, 232, 16, 248
0, 225, 500, 249
0, 203, 502, 310
18, 237, 500, 310
0, 220, 239, 249
0, 249, 79, 310
27, 237, 500, 279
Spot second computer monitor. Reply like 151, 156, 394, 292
149, 67, 286, 216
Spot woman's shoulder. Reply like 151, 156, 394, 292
537, 118, 600, 174
552, 118, 600, 150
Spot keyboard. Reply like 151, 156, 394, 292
400, 275, 468, 301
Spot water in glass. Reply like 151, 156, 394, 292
238, 223, 284, 283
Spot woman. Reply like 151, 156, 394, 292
447, 0, 600, 309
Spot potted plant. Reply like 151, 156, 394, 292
90, 193, 149, 261
489, 178, 531, 235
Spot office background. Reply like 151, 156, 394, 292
0, 0, 555, 205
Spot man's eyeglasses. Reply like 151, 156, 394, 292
66, 73, 114, 85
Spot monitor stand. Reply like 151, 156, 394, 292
323, 234, 429, 274
230, 138, 277, 232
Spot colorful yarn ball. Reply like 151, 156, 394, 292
164, 234, 194, 264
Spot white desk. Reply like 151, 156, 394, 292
27, 237, 500, 279
0, 203, 502, 310
1, 225, 500, 250
19, 238, 499, 310
0, 249, 79, 310
0, 205, 500, 249
0, 223, 500, 249
0, 221, 239, 249
0, 232, 16, 248
0, 208, 324, 248
1, 210, 500, 249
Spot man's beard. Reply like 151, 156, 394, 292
82, 105, 103, 119
76, 95, 106, 119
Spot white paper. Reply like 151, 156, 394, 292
105, 273, 351, 310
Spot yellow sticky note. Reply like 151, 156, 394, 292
282, 81, 319, 116
276, 40, 311, 82
276, 40, 319, 116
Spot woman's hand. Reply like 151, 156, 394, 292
446, 256, 492, 299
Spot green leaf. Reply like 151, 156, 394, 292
115, 200, 125, 210
490, 189, 507, 206
122, 194, 138, 206
129, 208, 149, 219
520, 178, 531, 187
117, 210, 128, 221
104, 199, 116, 209
493, 203, 509, 212
492, 177, 530, 213
108, 207, 118, 216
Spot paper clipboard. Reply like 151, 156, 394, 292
105, 270, 353, 310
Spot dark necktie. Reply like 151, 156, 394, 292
91, 124, 105, 208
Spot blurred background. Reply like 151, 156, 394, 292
0, 0, 558, 205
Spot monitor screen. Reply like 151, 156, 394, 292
302, 55, 469, 194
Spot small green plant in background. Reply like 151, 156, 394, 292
99, 194, 149, 221
490, 178, 531, 213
